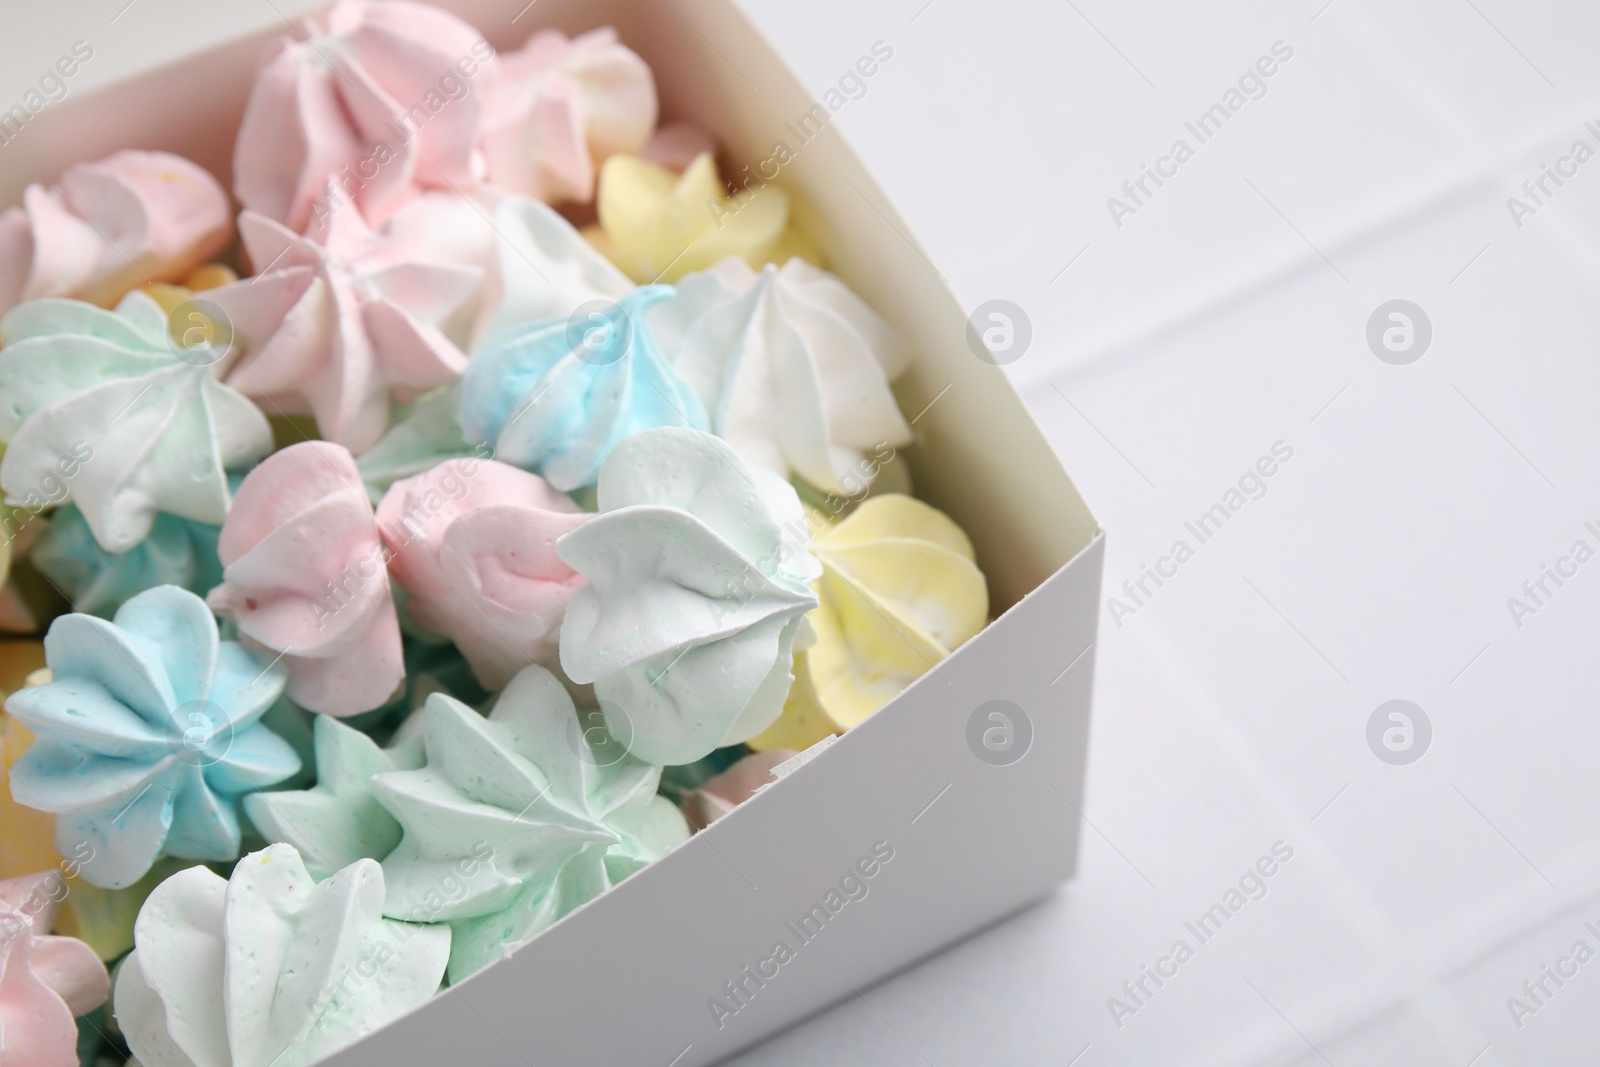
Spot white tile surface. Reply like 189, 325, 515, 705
6, 1, 1600, 1063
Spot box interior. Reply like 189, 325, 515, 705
2, 0, 1099, 615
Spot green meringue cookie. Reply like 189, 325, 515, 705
0, 293, 272, 553
244, 713, 426, 880
373, 665, 688, 983
115, 844, 449, 1067
354, 385, 478, 506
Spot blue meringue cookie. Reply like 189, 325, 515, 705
458, 285, 707, 491
31, 502, 225, 619
3, 585, 301, 889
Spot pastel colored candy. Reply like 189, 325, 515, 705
482, 27, 656, 204
750, 495, 987, 750
680, 748, 795, 831
584, 152, 821, 283
115, 844, 451, 1067
0, 150, 231, 319
377, 458, 589, 690
207, 442, 405, 717
557, 428, 821, 766
2, 715, 60, 887
31, 502, 223, 619
244, 713, 424, 880
374, 667, 688, 983
654, 256, 912, 494
460, 285, 707, 491
0, 293, 273, 554
206, 207, 481, 454
0, 871, 110, 1067
475, 195, 633, 340
4, 586, 301, 889
234, 0, 495, 231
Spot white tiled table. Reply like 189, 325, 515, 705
7, 2, 1600, 1064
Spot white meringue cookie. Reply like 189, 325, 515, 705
652, 257, 913, 494
557, 427, 820, 766
476, 194, 633, 339
115, 844, 450, 1067
0, 293, 273, 553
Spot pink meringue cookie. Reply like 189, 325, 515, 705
208, 441, 404, 717
234, 0, 497, 232
205, 204, 481, 454
0, 871, 110, 1067
0, 150, 231, 318
482, 27, 657, 204
377, 457, 589, 690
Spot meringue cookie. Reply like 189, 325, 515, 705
244, 713, 424, 880
680, 748, 795, 831
1, 710, 61, 885
0, 151, 232, 319
751, 495, 987, 750
557, 427, 821, 766
584, 152, 821, 283
476, 195, 633, 339
482, 27, 656, 204
377, 458, 589, 690
0, 871, 110, 1067
4, 586, 301, 889
374, 667, 687, 982
207, 442, 405, 717
205, 208, 480, 455
460, 285, 707, 491
31, 502, 223, 619
115, 844, 450, 1067
234, 0, 496, 231
0, 293, 273, 554
653, 257, 913, 494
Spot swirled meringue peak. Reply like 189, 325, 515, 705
207, 442, 405, 717
234, 0, 496, 231
459, 285, 707, 491
377, 458, 589, 690
115, 843, 450, 1067
205, 207, 481, 454
557, 427, 821, 766
751, 495, 988, 751
584, 152, 821, 283
0, 150, 231, 319
482, 28, 656, 204
477, 195, 633, 339
655, 256, 913, 493
3, 586, 301, 889
373, 667, 687, 982
244, 712, 425, 880
0, 870, 110, 1067
31, 502, 223, 619
0, 293, 273, 554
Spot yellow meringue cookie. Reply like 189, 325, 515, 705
584, 152, 820, 282
2, 643, 61, 881
183, 263, 238, 291
749, 495, 988, 750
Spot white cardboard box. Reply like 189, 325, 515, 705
5, 1, 1104, 1062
